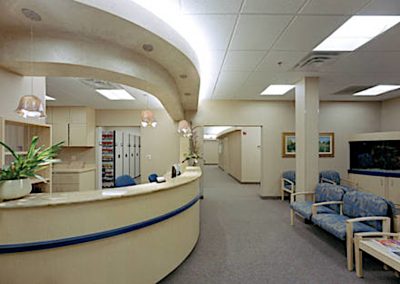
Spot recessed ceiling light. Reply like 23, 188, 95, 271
179, 74, 188, 79
45, 95, 55, 101
96, 89, 135, 100
184, 92, 191, 96
353, 85, 400, 96
261, 85, 295, 95
142, 43, 154, 52
314, 16, 400, 51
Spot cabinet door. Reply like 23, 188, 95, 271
69, 124, 87, 146
52, 107, 70, 124
388, 178, 400, 206
52, 123, 69, 145
70, 107, 87, 124
350, 174, 386, 197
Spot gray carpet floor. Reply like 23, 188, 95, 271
161, 166, 399, 283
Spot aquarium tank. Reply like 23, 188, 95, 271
350, 140, 400, 170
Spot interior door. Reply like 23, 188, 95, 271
123, 132, 129, 176
135, 136, 140, 177
114, 130, 123, 178
129, 133, 135, 178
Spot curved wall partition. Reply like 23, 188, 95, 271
0, 168, 201, 283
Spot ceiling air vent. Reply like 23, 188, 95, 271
79, 78, 118, 90
293, 52, 344, 72
333, 85, 373, 95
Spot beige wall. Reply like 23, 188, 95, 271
191, 100, 381, 196
381, 97, 400, 131
228, 130, 242, 181
57, 147, 96, 165
96, 109, 180, 181
241, 126, 261, 183
203, 140, 218, 164
319, 101, 381, 178
0, 68, 46, 124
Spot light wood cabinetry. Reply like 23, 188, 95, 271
0, 118, 52, 192
52, 169, 95, 192
349, 173, 400, 205
47, 107, 95, 147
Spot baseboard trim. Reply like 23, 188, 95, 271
259, 196, 281, 200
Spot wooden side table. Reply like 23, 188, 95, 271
354, 232, 400, 278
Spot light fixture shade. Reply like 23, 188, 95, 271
141, 110, 157, 128
15, 95, 46, 118
177, 120, 192, 137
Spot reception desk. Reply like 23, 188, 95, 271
0, 167, 201, 284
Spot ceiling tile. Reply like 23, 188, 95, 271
222, 51, 266, 71
181, 0, 243, 14
300, 0, 370, 15
359, 0, 400, 15
256, 51, 308, 72
183, 14, 236, 50
243, 0, 307, 14
273, 15, 347, 51
230, 15, 293, 50
213, 71, 250, 98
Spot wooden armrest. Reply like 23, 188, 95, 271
346, 216, 391, 233
282, 178, 295, 186
321, 177, 336, 185
291, 192, 314, 197
346, 216, 390, 223
312, 201, 343, 215
354, 232, 400, 239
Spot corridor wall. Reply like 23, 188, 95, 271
189, 100, 381, 197
203, 140, 218, 164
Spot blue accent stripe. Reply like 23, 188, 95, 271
348, 169, 400, 178
0, 194, 201, 254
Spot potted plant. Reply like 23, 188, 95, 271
0, 136, 63, 201
182, 131, 202, 166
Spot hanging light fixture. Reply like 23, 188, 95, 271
140, 94, 157, 127
16, 9, 46, 118
177, 120, 192, 137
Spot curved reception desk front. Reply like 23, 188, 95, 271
0, 167, 202, 284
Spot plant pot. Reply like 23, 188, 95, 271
0, 179, 32, 202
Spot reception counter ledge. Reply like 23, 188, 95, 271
0, 167, 202, 284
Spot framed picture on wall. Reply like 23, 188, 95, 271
281, 132, 335, 158
282, 132, 296, 158
319, 132, 335, 158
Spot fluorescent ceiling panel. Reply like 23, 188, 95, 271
261, 85, 295, 95
314, 16, 400, 51
353, 85, 400, 96
96, 89, 135, 100
45, 95, 56, 101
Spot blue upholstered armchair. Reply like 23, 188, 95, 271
281, 170, 296, 201
115, 175, 137, 187
319, 170, 358, 191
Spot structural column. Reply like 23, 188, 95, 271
295, 77, 319, 193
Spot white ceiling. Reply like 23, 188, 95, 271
46, 77, 163, 109
170, 0, 400, 101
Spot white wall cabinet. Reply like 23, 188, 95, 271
349, 173, 400, 205
47, 107, 95, 147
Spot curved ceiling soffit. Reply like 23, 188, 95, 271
0, 0, 201, 120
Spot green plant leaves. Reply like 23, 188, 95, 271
0, 136, 64, 181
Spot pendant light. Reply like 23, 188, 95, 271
141, 94, 157, 127
16, 10, 46, 118
177, 120, 192, 137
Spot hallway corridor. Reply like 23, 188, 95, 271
161, 166, 396, 283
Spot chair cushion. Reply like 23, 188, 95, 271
291, 201, 336, 220
343, 191, 389, 230
315, 183, 346, 212
115, 175, 136, 187
312, 213, 377, 240
319, 170, 341, 185
282, 171, 295, 190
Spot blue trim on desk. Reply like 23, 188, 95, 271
348, 169, 400, 178
0, 194, 201, 254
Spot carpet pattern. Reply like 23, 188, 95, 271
161, 166, 399, 283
